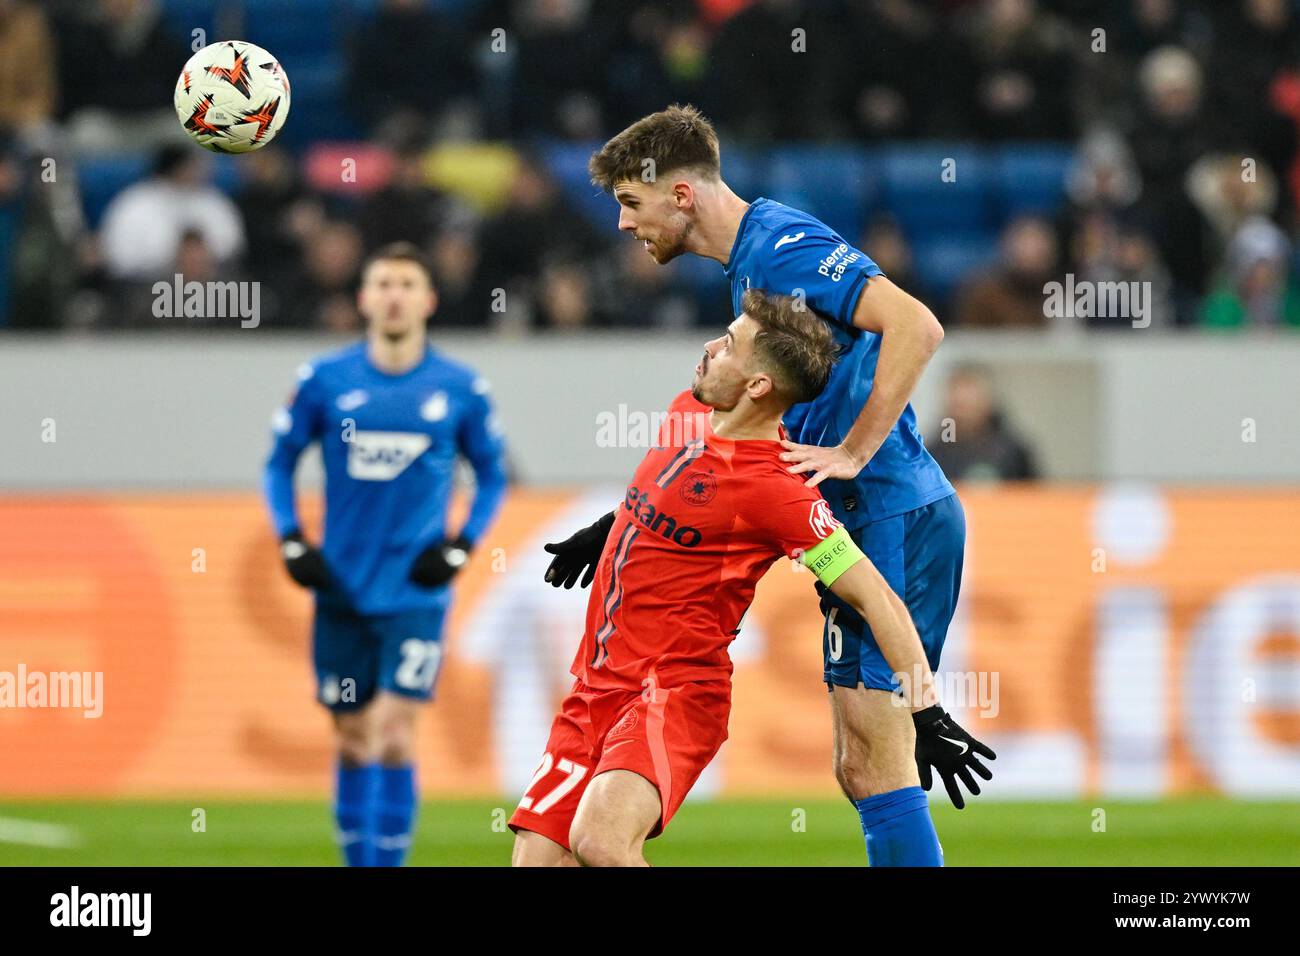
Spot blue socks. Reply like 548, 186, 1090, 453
373, 764, 417, 867
335, 762, 379, 867
854, 786, 943, 867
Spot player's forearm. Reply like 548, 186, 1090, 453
831, 561, 938, 711
842, 304, 943, 468
863, 585, 939, 712
262, 467, 300, 539
458, 461, 508, 545
262, 444, 304, 539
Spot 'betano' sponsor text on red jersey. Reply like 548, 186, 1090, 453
574, 390, 843, 691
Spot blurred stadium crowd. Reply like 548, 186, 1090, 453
1, 0, 1299, 333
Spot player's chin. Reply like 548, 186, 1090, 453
652, 242, 684, 264
380, 314, 417, 336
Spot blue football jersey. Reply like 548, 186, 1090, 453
263, 341, 508, 615
723, 197, 953, 528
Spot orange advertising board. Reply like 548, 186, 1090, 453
1, 488, 1298, 798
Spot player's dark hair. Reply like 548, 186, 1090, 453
588, 103, 722, 192
741, 289, 838, 406
362, 241, 434, 285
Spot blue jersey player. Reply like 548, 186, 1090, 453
584, 105, 995, 866
262, 242, 508, 866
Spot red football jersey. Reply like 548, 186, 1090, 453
574, 390, 844, 691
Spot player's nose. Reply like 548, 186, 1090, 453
618, 210, 636, 233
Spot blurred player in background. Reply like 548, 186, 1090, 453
587, 106, 990, 861
262, 242, 508, 866
511, 290, 990, 867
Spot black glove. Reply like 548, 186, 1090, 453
913, 705, 996, 810
280, 531, 331, 589
410, 535, 472, 588
543, 511, 615, 589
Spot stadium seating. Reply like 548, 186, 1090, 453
78, 154, 244, 228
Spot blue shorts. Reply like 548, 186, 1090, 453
312, 595, 448, 712
821, 493, 965, 691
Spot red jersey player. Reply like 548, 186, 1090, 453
510, 289, 978, 866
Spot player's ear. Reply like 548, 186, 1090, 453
673, 179, 694, 210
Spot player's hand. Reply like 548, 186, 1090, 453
779, 439, 865, 488
543, 511, 615, 589
410, 536, 472, 588
280, 532, 332, 590
912, 705, 996, 810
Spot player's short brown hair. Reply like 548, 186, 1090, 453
588, 103, 722, 192
741, 288, 838, 406
362, 241, 434, 284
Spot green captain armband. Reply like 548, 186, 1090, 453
799, 525, 864, 587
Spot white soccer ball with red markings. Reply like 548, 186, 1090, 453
174, 41, 290, 153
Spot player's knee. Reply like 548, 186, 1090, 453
377, 717, 417, 764
833, 751, 871, 799
511, 831, 574, 867
569, 824, 633, 868
334, 717, 377, 765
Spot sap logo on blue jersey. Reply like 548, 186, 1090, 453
347, 431, 432, 481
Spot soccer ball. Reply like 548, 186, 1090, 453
174, 41, 290, 153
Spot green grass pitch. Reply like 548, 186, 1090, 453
0, 798, 1295, 866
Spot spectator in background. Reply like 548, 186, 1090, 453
1201, 215, 1300, 330
499, 0, 611, 139
929, 363, 1039, 482
1078, 0, 1211, 131
349, 0, 473, 136
826, 0, 953, 140
1127, 46, 1213, 310
357, 141, 455, 252
602, 2, 712, 127
0, 0, 56, 139
427, 214, 493, 329
478, 159, 605, 302
706, 0, 829, 139
99, 144, 244, 282
533, 253, 602, 331
596, 239, 712, 330
0, 130, 22, 326
1072, 212, 1174, 330
0, 125, 81, 329
1064, 128, 1142, 223
277, 220, 363, 330
950, 0, 1077, 141
235, 147, 324, 307
1205, 0, 1299, 211
1187, 154, 1281, 261
55, 0, 189, 154
113, 227, 247, 329
858, 216, 933, 310
954, 215, 1058, 328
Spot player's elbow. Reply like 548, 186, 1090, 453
916, 301, 944, 354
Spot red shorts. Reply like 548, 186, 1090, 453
508, 677, 730, 850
